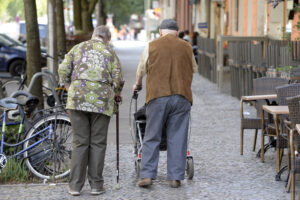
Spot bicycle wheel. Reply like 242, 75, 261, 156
2, 79, 27, 97
23, 114, 72, 180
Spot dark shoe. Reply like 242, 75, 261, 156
169, 180, 181, 188
138, 178, 152, 187
68, 189, 80, 196
90, 188, 105, 195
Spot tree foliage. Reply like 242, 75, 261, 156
0, 0, 47, 22
103, 0, 144, 29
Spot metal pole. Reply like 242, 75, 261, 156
146, 0, 151, 41
48, 0, 58, 77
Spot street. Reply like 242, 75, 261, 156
107, 40, 147, 145
0, 40, 293, 199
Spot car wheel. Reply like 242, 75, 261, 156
9, 60, 25, 77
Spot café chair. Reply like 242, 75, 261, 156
276, 84, 300, 149
240, 77, 288, 155
285, 95, 300, 200
273, 84, 300, 180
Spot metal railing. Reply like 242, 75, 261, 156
197, 37, 216, 83
197, 36, 300, 99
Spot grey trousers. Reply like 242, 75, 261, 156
140, 95, 191, 180
68, 110, 110, 191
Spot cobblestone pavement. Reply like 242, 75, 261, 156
0, 74, 293, 200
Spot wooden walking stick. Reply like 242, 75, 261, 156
115, 81, 124, 189
116, 101, 120, 185
114, 88, 123, 189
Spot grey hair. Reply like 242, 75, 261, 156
160, 29, 178, 36
92, 26, 111, 43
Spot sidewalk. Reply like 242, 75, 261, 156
0, 74, 291, 200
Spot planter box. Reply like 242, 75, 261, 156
280, 71, 291, 79
266, 68, 279, 77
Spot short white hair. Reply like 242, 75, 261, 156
160, 29, 178, 36
92, 25, 111, 43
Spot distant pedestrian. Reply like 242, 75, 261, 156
192, 31, 199, 46
133, 19, 198, 188
15, 15, 20, 23
58, 26, 124, 196
192, 32, 199, 63
178, 31, 184, 39
183, 30, 191, 43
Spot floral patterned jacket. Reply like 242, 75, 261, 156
58, 39, 124, 116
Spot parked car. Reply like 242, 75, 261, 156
19, 21, 47, 47
0, 33, 46, 76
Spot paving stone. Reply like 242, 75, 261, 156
0, 74, 294, 200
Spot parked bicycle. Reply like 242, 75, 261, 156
0, 91, 72, 180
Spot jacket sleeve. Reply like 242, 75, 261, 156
58, 48, 74, 85
136, 43, 149, 77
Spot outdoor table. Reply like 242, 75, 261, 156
241, 94, 277, 102
296, 124, 300, 134
240, 94, 278, 156
261, 105, 289, 174
240, 94, 278, 115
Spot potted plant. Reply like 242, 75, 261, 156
278, 66, 292, 79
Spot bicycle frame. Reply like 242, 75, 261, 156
0, 110, 53, 159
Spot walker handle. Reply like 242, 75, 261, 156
132, 90, 138, 100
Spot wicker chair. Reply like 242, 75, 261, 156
272, 84, 300, 177
276, 84, 300, 148
286, 95, 300, 200
240, 77, 288, 155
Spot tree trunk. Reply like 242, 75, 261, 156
81, 0, 98, 33
56, 0, 67, 57
81, 0, 92, 33
23, 0, 43, 107
73, 0, 82, 32
96, 0, 105, 26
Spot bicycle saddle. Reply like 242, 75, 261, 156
25, 96, 39, 107
9, 91, 39, 109
0, 97, 19, 110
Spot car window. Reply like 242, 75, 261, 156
19, 22, 47, 39
0, 34, 15, 46
20, 23, 26, 36
39, 25, 47, 39
0, 34, 23, 46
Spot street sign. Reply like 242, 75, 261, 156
198, 22, 208, 29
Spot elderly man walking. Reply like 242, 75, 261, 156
133, 19, 198, 188
58, 26, 124, 196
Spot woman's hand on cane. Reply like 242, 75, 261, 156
115, 93, 122, 103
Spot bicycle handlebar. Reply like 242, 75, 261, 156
3, 97, 19, 105
7, 91, 39, 109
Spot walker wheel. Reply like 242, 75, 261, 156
275, 174, 281, 181
186, 157, 194, 180
135, 159, 141, 178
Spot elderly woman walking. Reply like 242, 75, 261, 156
58, 26, 124, 196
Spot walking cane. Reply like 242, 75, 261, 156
114, 80, 124, 189
115, 98, 121, 189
